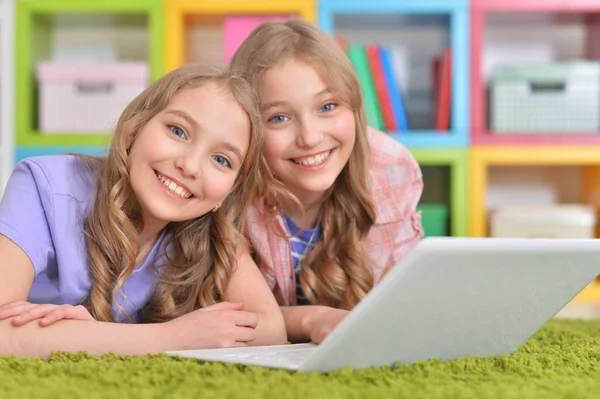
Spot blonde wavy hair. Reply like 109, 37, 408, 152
78, 63, 264, 323
231, 20, 377, 310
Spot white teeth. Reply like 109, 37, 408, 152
156, 172, 192, 199
293, 151, 331, 166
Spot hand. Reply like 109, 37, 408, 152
305, 306, 349, 344
0, 301, 95, 327
162, 301, 259, 350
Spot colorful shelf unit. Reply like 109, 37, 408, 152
15, 0, 164, 149
318, 0, 470, 148
470, 0, 600, 145
412, 149, 468, 237
469, 146, 600, 238
164, 0, 316, 73
0, 0, 14, 197
469, 0, 600, 300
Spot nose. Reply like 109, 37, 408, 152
174, 148, 202, 179
296, 118, 323, 149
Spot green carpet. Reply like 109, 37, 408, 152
2, 319, 600, 398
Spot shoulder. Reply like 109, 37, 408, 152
11, 155, 97, 203
367, 126, 420, 173
366, 127, 423, 224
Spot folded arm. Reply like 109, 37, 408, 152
222, 241, 287, 346
0, 234, 174, 358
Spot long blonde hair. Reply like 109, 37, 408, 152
231, 20, 377, 309
80, 63, 264, 322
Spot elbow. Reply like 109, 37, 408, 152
272, 313, 288, 345
256, 309, 288, 346
269, 310, 288, 345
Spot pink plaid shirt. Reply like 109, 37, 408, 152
245, 127, 424, 305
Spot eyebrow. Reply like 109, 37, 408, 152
261, 88, 333, 112
222, 143, 244, 163
165, 109, 244, 162
165, 109, 201, 132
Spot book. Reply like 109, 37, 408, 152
347, 45, 384, 130
366, 43, 396, 132
380, 46, 408, 131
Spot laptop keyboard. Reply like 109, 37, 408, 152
223, 347, 316, 364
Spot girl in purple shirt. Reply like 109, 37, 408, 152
0, 64, 286, 358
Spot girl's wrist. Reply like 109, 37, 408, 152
151, 321, 178, 352
301, 305, 326, 338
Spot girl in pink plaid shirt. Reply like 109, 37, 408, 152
231, 20, 424, 344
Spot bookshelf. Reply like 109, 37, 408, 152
3, 0, 599, 249
318, 0, 470, 238
413, 149, 468, 237
319, 0, 470, 148
470, 0, 600, 145
0, 0, 13, 198
469, 146, 600, 237
164, 0, 316, 73
468, 0, 600, 300
14, 0, 164, 151
469, 146, 600, 301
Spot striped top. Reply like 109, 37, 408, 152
282, 213, 321, 305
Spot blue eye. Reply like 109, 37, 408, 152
268, 114, 289, 124
320, 103, 336, 112
169, 125, 185, 138
213, 155, 232, 168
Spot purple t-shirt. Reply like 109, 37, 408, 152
0, 155, 167, 322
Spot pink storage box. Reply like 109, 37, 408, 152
36, 62, 148, 133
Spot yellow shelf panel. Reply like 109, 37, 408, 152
165, 0, 317, 72
168, 0, 317, 15
572, 282, 600, 302
469, 146, 600, 237
471, 146, 600, 165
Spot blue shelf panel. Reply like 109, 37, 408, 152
319, 0, 467, 21
15, 146, 108, 164
319, 0, 470, 149
390, 130, 468, 148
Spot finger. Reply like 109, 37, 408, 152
38, 305, 75, 326
200, 301, 244, 312
0, 302, 33, 315
39, 305, 93, 326
0, 301, 28, 311
233, 311, 259, 328
233, 341, 251, 347
0, 303, 37, 321
234, 326, 257, 343
11, 304, 59, 326
313, 328, 333, 345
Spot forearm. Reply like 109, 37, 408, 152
0, 318, 170, 359
280, 306, 324, 343
252, 311, 287, 346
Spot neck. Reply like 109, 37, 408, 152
280, 190, 325, 230
137, 218, 167, 263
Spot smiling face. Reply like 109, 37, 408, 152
259, 58, 356, 207
128, 81, 251, 231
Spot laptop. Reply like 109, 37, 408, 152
165, 237, 600, 372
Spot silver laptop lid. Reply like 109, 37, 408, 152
300, 237, 600, 372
